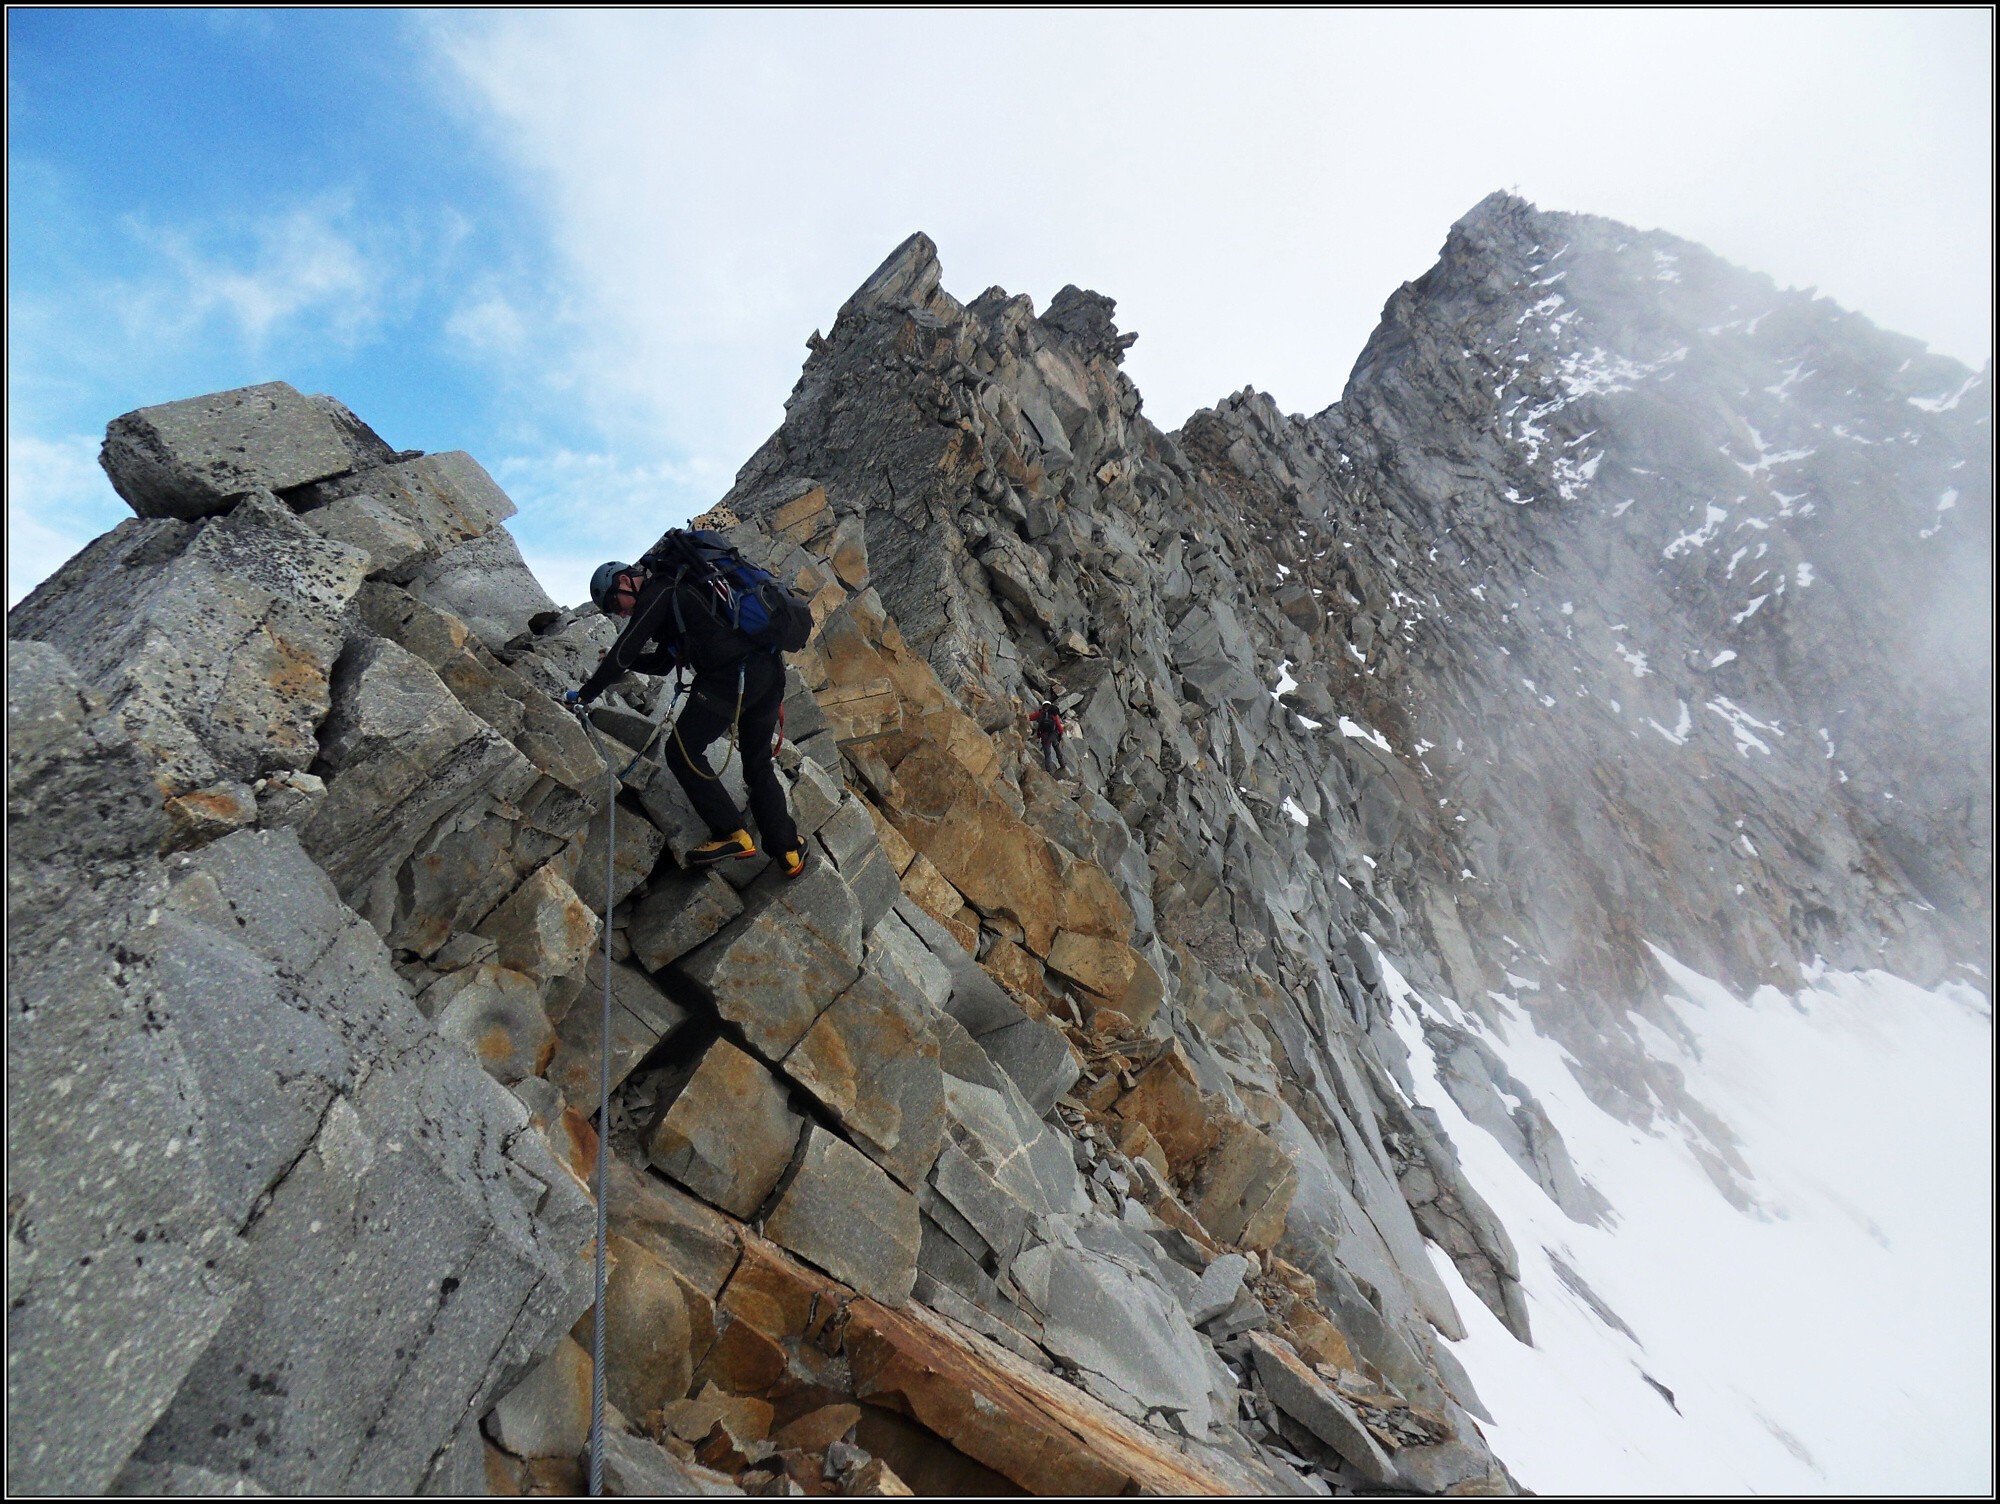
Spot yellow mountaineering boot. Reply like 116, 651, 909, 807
779, 846, 808, 879
687, 828, 757, 867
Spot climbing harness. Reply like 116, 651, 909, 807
670, 661, 748, 783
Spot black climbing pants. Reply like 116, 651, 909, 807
665, 651, 800, 854
1040, 734, 1066, 774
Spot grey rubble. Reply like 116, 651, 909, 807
6, 188, 1986, 1497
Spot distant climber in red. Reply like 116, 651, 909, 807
1029, 698, 1068, 775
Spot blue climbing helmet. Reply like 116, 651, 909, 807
589, 560, 634, 614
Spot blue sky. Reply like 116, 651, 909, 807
8, 10, 577, 601
9, 10, 1993, 607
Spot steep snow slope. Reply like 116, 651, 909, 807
1391, 954, 1992, 1493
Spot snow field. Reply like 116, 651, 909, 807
1370, 943, 1993, 1494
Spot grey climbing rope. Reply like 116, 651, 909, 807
569, 667, 737, 1495
574, 709, 619, 1497
616, 670, 690, 776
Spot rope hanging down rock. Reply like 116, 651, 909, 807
575, 710, 619, 1497
566, 671, 750, 1492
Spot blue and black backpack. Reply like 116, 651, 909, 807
639, 529, 814, 670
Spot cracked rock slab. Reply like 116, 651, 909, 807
9, 492, 368, 799
647, 1040, 805, 1218
1248, 1332, 1398, 1487
763, 1125, 920, 1305
782, 972, 945, 1188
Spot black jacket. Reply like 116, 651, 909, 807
577, 570, 760, 703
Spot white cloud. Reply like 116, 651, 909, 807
116, 197, 387, 353
445, 286, 531, 357
424, 7, 1991, 472
6, 193, 438, 608
7, 432, 128, 608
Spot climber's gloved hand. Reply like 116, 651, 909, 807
564, 689, 588, 715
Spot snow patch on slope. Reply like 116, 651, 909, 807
1378, 950, 1992, 1495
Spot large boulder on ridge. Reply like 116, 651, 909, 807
99, 381, 368, 520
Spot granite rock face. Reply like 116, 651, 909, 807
10, 196, 1985, 1496
10, 492, 368, 798
98, 381, 367, 519
6, 655, 591, 1494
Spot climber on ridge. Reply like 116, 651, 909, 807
1029, 697, 1068, 776
569, 530, 815, 875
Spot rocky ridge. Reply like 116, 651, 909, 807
9, 375, 1515, 1496
8, 194, 1987, 1496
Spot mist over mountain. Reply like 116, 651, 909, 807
8, 194, 1989, 1496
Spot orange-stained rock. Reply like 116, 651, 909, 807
601, 1207, 1273, 1495
845, 1457, 914, 1495
603, 1156, 744, 1298
646, 1040, 806, 1218
1078, 1072, 1125, 1114
427, 961, 552, 1085
859, 797, 916, 875
980, 937, 1048, 1005
1128, 1159, 1224, 1258
1285, 1305, 1360, 1377
819, 676, 903, 743
549, 1106, 597, 1187
770, 482, 831, 544
850, 1405, 1024, 1499
810, 601, 890, 691
774, 1448, 834, 1495
482, 1440, 526, 1495
1050, 851, 1134, 944
904, 702, 1002, 787
1111, 1043, 1219, 1172
711, 1233, 861, 1409
842, 1298, 1259, 1495
665, 1382, 776, 1445
1112, 1117, 1172, 1183
521, 1456, 585, 1496
162, 780, 258, 850
828, 515, 870, 591
476, 861, 599, 980
694, 1313, 789, 1396
897, 850, 965, 931
1044, 930, 1139, 1003
885, 740, 1063, 954
805, 577, 849, 633
1190, 1116, 1299, 1251
782, 974, 946, 1188
940, 905, 981, 956
772, 1404, 862, 1453
693, 1421, 758, 1473
719, 1233, 847, 1348
595, 1235, 694, 1430
678, 1271, 721, 1381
